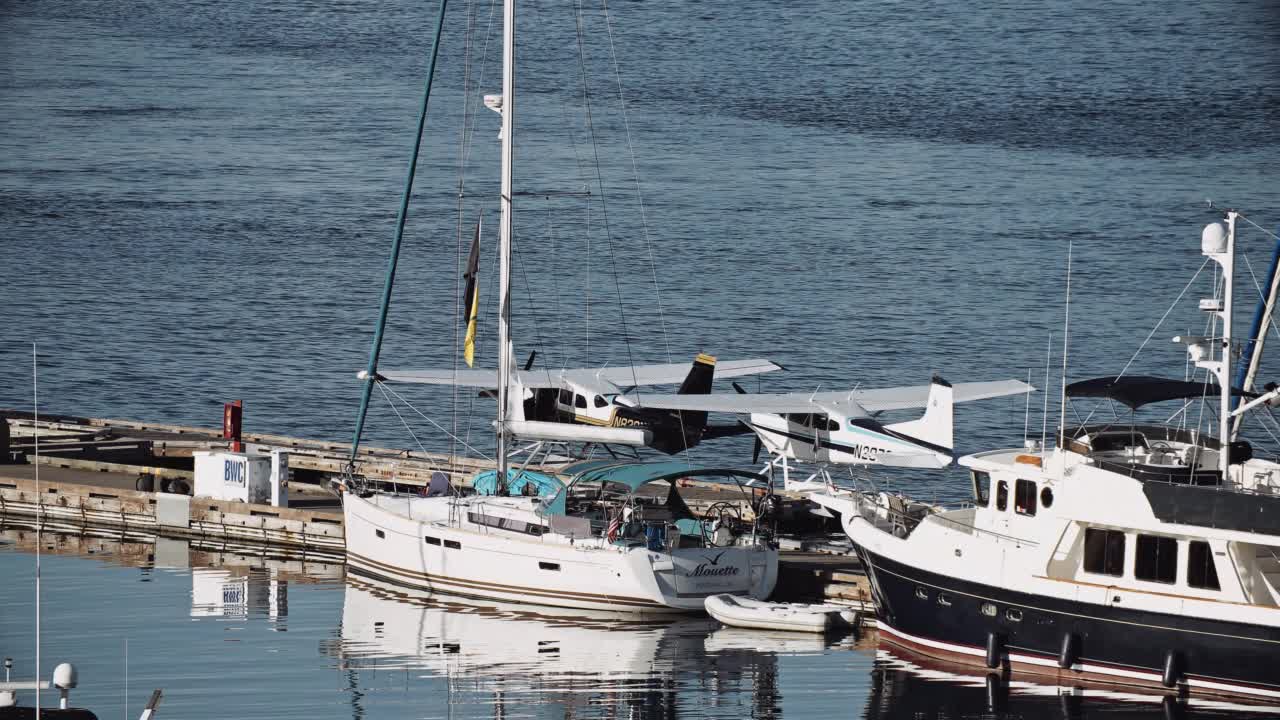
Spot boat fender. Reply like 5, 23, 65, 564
1161, 649, 1182, 688
1058, 632, 1078, 669
135, 473, 155, 493
985, 632, 1004, 669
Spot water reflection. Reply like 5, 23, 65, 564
866, 643, 1274, 719
9, 524, 1273, 719
327, 576, 859, 719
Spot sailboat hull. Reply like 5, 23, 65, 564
343, 492, 779, 613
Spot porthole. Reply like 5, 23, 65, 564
375, 529, 385, 539
1006, 608, 1023, 622
915, 586, 929, 600
1041, 487, 1055, 508
981, 602, 997, 617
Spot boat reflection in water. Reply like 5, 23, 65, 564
329, 576, 845, 719
866, 642, 1278, 720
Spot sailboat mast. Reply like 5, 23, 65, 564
1220, 211, 1237, 477
496, 0, 515, 480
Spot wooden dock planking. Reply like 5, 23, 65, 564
0, 475, 345, 553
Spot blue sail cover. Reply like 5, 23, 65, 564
472, 469, 565, 497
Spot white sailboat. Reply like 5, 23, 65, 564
341, 0, 778, 613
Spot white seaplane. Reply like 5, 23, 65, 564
615, 376, 1033, 489
365, 353, 782, 455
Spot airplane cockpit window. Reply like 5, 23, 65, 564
558, 388, 573, 405
826, 418, 840, 431
593, 395, 608, 408
787, 413, 810, 426
814, 414, 830, 429
575, 394, 588, 409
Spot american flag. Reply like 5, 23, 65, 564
606, 509, 621, 543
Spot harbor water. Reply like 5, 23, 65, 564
0, 534, 1262, 719
1, 0, 1278, 716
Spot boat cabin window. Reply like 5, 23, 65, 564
972, 471, 990, 507
558, 389, 573, 405
1040, 487, 1054, 508
995, 480, 1009, 511
1015, 479, 1037, 516
1135, 534, 1178, 584
574, 394, 587, 409
1084, 528, 1125, 577
1187, 540, 1220, 590
593, 395, 608, 408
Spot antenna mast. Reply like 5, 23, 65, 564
1059, 243, 1073, 448
33, 343, 40, 716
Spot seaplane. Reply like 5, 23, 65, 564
360, 352, 783, 455
614, 375, 1034, 489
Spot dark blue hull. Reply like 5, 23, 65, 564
856, 546, 1280, 700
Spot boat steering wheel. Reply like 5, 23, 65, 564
701, 502, 741, 547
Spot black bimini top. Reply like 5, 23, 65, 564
1065, 375, 1255, 410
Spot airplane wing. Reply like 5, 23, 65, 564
374, 368, 563, 389
560, 358, 782, 389
844, 379, 1035, 413
375, 358, 782, 391
616, 379, 1034, 414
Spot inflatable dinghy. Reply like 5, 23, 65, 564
705, 594, 862, 633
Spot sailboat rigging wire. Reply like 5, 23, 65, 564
1114, 257, 1211, 381
573, 0, 642, 397
597, 0, 692, 462
452, 0, 479, 461
379, 382, 495, 461
512, 230, 556, 371
547, 204, 567, 370
350, 0, 451, 467
1207, 203, 1280, 242
599, 0, 672, 366
374, 382, 443, 475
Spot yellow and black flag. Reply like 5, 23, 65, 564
462, 218, 481, 367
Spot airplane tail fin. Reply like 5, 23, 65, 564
671, 353, 716, 436
885, 375, 954, 454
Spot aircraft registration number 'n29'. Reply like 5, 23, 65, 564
848, 444, 882, 462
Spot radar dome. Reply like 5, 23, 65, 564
52, 663, 77, 689
1202, 222, 1228, 255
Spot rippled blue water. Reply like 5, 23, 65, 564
3, 0, 1279, 499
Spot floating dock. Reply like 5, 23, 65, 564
0, 410, 872, 606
